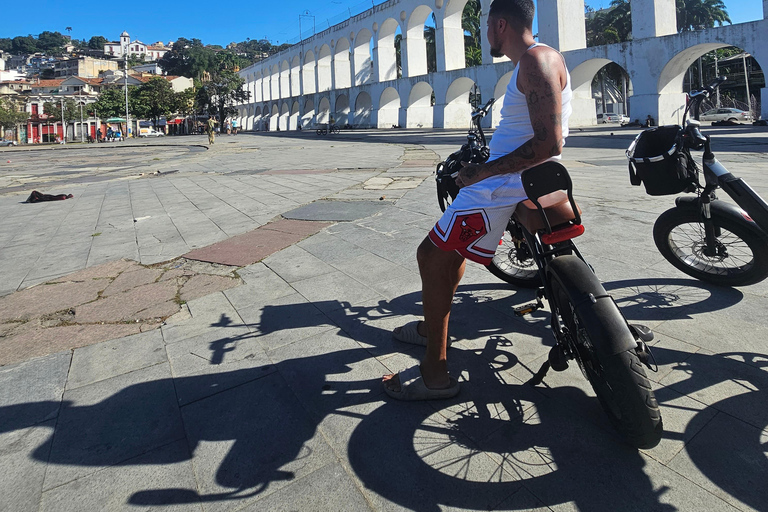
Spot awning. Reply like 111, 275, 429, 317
106, 117, 126, 123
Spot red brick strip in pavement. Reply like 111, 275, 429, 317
182, 219, 333, 267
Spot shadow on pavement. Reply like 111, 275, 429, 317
1, 284, 765, 510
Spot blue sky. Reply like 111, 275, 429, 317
0, 0, 762, 48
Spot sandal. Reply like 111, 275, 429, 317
384, 365, 460, 401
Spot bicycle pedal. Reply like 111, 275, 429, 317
513, 299, 543, 316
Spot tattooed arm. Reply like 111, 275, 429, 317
457, 47, 567, 188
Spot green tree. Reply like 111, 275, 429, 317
424, 14, 437, 73
131, 77, 177, 127
196, 69, 250, 127
0, 38, 12, 52
676, 0, 731, 31
92, 87, 131, 120
37, 31, 67, 55
43, 98, 80, 140
12, 35, 37, 54
88, 36, 107, 50
463, 0, 482, 67
158, 37, 217, 78
0, 97, 29, 130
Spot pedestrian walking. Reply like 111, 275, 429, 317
207, 118, 216, 145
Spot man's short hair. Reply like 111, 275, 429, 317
488, 0, 535, 32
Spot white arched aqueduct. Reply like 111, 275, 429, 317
235, 0, 768, 130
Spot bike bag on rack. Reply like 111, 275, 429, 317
626, 125, 698, 196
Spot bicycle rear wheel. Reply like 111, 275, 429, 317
547, 256, 663, 449
486, 230, 541, 287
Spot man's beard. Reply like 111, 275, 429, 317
490, 46, 503, 58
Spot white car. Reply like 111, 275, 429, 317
699, 108, 752, 123
139, 128, 165, 137
0, 139, 17, 147
597, 113, 630, 124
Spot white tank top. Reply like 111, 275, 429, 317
489, 43, 572, 162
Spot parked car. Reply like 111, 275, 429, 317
699, 108, 753, 123
139, 127, 165, 137
597, 113, 630, 124
0, 139, 17, 147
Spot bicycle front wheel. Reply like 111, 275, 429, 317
653, 207, 768, 286
548, 256, 663, 449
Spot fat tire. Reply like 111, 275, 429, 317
548, 256, 663, 449
653, 207, 768, 286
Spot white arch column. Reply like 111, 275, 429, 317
631, 0, 677, 40
439, 1, 467, 71
537, 0, 586, 51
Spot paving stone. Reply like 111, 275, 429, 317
75, 280, 179, 323
0, 420, 55, 512
67, 329, 167, 390
261, 244, 337, 283
101, 267, 163, 297
178, 273, 240, 302
289, 270, 383, 313
47, 259, 139, 283
43, 363, 184, 490
667, 412, 767, 512
0, 351, 70, 431
0, 279, 106, 322
282, 200, 389, 222
180, 372, 337, 512
165, 327, 273, 406
161, 292, 244, 345
237, 462, 371, 512
0, 323, 141, 367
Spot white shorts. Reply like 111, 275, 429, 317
429, 174, 527, 265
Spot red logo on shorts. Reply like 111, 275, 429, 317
452, 213, 487, 243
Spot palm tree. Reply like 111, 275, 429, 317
676, 0, 731, 31
463, 0, 482, 67
65, 27, 72, 36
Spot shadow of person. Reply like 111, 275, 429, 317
0, 284, 669, 509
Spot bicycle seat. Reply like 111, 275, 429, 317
513, 191, 581, 234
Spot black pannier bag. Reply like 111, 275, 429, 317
626, 125, 698, 196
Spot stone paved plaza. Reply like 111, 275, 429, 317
1, 125, 767, 511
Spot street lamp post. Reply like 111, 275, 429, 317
124, 46, 130, 138
60, 96, 66, 144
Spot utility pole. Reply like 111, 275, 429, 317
124, 45, 130, 138
60, 96, 66, 144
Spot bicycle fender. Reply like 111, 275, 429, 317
673, 196, 767, 235
547, 256, 636, 357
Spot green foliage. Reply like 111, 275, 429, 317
463, 0, 482, 67
0, 97, 29, 129
88, 36, 107, 50
676, 0, 731, 31
0, 38, 11, 52
92, 87, 130, 120
43, 98, 80, 124
196, 69, 250, 127
12, 35, 37, 54
130, 77, 177, 125
158, 37, 217, 78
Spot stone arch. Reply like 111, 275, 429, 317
570, 58, 634, 126
254, 106, 262, 130
303, 50, 316, 94
443, 77, 475, 128
335, 94, 350, 126
318, 44, 333, 92
280, 60, 290, 98
280, 102, 290, 131
443, 0, 471, 71
492, 71, 513, 128
407, 81, 434, 128
270, 65, 280, 102
377, 18, 400, 82
354, 91, 373, 127
270, 103, 279, 131
290, 56, 301, 96
354, 28, 373, 85
378, 86, 401, 128
334, 38, 352, 89
317, 96, 331, 124
302, 98, 315, 128
405, 5, 434, 77
290, 100, 300, 130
